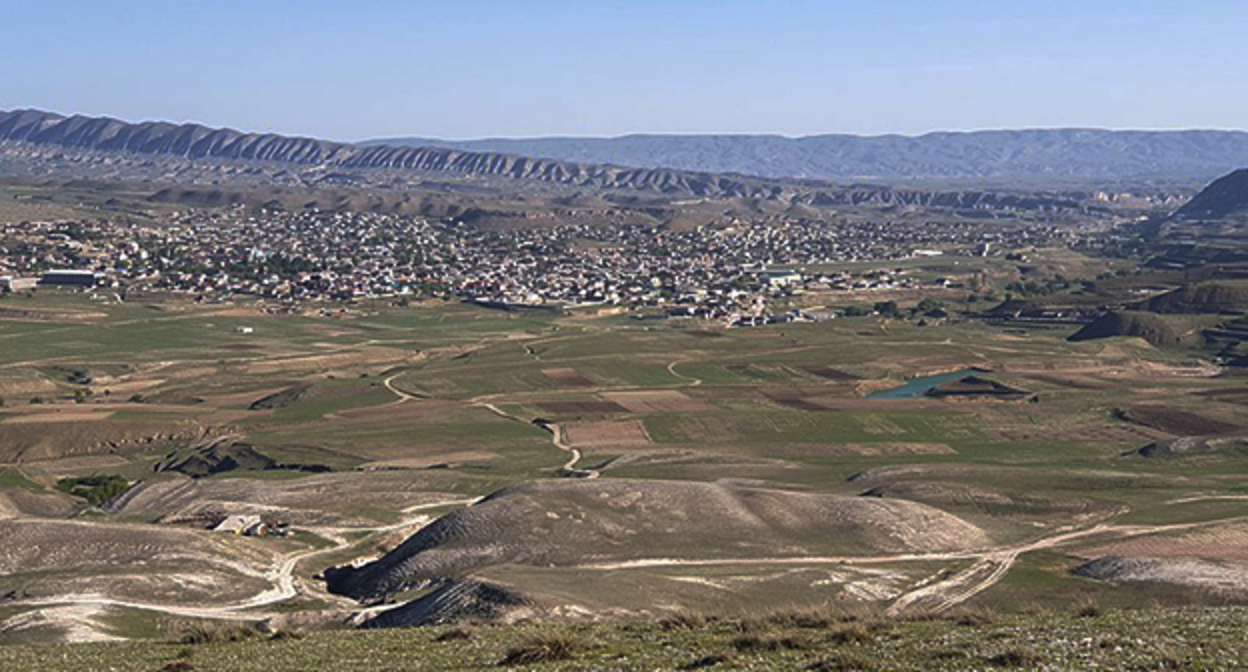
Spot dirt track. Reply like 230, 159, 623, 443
572, 518, 1245, 616
3, 498, 479, 634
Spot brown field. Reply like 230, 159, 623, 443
601, 390, 714, 413
778, 443, 956, 456
2, 412, 113, 424
799, 365, 861, 381
243, 350, 410, 375
1122, 406, 1241, 436
538, 401, 629, 414
541, 368, 595, 388
562, 420, 652, 447
1195, 387, 1248, 405
361, 451, 499, 469
0, 418, 201, 464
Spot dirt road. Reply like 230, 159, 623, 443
573, 518, 1239, 616
3, 498, 479, 632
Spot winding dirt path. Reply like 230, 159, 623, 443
3, 498, 479, 626
572, 518, 1238, 616
666, 360, 703, 386
476, 401, 598, 478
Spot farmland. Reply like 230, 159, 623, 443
1, 282, 1246, 646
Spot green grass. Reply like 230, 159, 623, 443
0, 468, 48, 493
1, 609, 1246, 670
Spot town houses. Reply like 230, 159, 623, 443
0, 208, 1073, 320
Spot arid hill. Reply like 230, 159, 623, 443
1067, 311, 1196, 347
324, 479, 988, 602
1171, 168, 1248, 220
1140, 283, 1248, 314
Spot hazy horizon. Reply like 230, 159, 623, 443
3, 1, 1247, 140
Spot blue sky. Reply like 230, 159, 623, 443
1, 1, 1244, 139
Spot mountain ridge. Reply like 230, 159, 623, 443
364, 129, 1248, 182
0, 108, 1177, 212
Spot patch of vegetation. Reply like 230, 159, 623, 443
0, 468, 47, 493
54, 475, 129, 506
172, 620, 263, 645
499, 632, 593, 665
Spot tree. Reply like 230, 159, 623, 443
873, 301, 899, 317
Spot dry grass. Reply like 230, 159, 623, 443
498, 632, 592, 665
433, 627, 476, 642
172, 621, 262, 645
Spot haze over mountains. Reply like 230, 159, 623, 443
367, 129, 1248, 183
3, 108, 1248, 191
0, 108, 1139, 213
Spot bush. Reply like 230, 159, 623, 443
55, 475, 130, 507
988, 648, 1047, 667
680, 654, 733, 669
950, 605, 998, 627
434, 627, 476, 642
499, 632, 591, 665
660, 611, 710, 631
826, 623, 875, 646
172, 621, 261, 645
731, 632, 814, 652
1076, 598, 1101, 618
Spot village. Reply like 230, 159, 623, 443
0, 208, 1075, 322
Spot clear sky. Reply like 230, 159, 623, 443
1, 1, 1245, 140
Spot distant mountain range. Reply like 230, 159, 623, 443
366, 130, 1248, 182
0, 108, 1219, 216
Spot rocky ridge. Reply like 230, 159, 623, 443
0, 108, 1122, 212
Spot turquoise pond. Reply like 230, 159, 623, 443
866, 368, 987, 400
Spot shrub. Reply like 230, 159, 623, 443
55, 475, 130, 507
988, 648, 1047, 667
173, 621, 261, 645
660, 611, 710, 631
434, 627, 476, 642
731, 632, 814, 652
499, 632, 591, 665
826, 623, 875, 646
680, 654, 733, 669
951, 605, 998, 627
1076, 598, 1101, 618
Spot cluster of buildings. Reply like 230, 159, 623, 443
0, 209, 1072, 320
